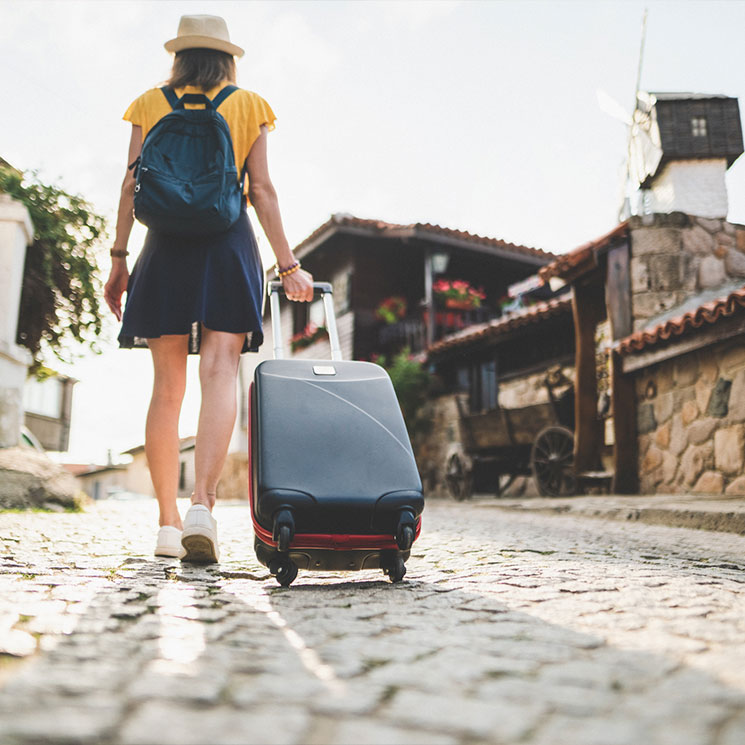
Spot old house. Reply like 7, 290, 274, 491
261, 214, 556, 362
1, 158, 78, 454
538, 91, 745, 497
223, 214, 557, 497
116, 436, 197, 499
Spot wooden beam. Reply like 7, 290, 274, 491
572, 284, 604, 474
605, 241, 632, 340
611, 350, 638, 493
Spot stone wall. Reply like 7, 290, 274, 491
629, 213, 745, 332
636, 339, 745, 495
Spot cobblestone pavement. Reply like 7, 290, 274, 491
1, 500, 745, 745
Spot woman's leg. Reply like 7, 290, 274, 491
146, 335, 189, 529
192, 326, 245, 510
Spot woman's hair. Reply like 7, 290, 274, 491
168, 48, 236, 90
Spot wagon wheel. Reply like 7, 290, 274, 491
446, 453, 472, 501
530, 426, 576, 497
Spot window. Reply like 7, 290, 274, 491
691, 117, 707, 137
23, 377, 63, 418
468, 358, 498, 413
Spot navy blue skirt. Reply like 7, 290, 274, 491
118, 204, 264, 354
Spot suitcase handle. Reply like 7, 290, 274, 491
267, 280, 343, 361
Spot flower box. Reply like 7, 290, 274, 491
433, 279, 486, 310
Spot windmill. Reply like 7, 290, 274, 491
599, 9, 743, 221
596, 8, 649, 221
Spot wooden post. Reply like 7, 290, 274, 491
605, 241, 632, 340
611, 350, 638, 493
605, 240, 638, 493
572, 281, 603, 474
424, 250, 434, 348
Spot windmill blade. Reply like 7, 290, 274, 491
596, 88, 632, 126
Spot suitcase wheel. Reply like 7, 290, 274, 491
395, 510, 416, 551
278, 525, 292, 553
273, 509, 296, 553
269, 557, 298, 587
384, 557, 406, 584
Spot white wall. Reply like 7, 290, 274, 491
650, 158, 729, 219
0, 194, 32, 448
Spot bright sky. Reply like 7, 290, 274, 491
2, 0, 744, 463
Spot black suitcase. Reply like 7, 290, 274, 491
249, 281, 424, 586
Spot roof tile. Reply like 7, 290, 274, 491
296, 214, 555, 261
618, 285, 745, 355
539, 222, 629, 282
428, 296, 573, 356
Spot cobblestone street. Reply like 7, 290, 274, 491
1, 500, 745, 745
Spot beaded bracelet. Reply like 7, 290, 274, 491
110, 249, 129, 258
276, 260, 301, 279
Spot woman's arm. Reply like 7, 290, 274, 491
246, 126, 314, 302
104, 125, 142, 321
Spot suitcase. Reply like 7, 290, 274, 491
249, 281, 424, 586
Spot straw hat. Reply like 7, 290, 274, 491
164, 15, 244, 58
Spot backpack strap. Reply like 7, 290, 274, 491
211, 85, 238, 109
160, 86, 180, 109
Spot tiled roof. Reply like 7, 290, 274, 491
539, 222, 629, 282
295, 213, 555, 262
428, 296, 573, 356
617, 285, 745, 355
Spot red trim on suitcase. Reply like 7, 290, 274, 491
248, 382, 422, 553
251, 515, 422, 551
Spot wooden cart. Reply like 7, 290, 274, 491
445, 374, 576, 499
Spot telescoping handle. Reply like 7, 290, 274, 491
267, 281, 342, 361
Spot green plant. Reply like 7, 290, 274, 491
0, 167, 107, 374
375, 296, 407, 324
373, 348, 433, 436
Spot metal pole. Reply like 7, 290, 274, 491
322, 293, 343, 361
269, 289, 284, 360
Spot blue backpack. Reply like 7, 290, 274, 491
131, 85, 244, 235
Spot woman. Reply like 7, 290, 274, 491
104, 15, 313, 563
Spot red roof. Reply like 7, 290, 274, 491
618, 285, 745, 355
428, 296, 573, 356
539, 222, 629, 282
62, 463, 97, 476
295, 214, 555, 262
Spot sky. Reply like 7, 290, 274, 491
2, 0, 745, 463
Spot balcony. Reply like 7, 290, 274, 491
376, 306, 498, 356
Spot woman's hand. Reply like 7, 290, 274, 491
281, 267, 314, 302
104, 262, 130, 322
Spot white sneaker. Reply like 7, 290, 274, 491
181, 504, 220, 563
155, 526, 186, 559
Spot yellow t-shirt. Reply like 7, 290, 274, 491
123, 84, 276, 200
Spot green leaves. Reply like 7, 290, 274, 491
0, 168, 107, 375
375, 348, 434, 438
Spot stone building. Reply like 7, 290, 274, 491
540, 213, 745, 497
617, 221, 745, 495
